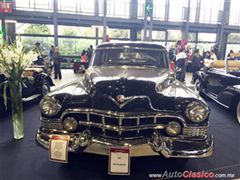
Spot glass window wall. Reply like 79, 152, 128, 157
169, 0, 188, 22
229, 0, 240, 25
58, 38, 95, 56
153, 0, 166, 20
189, 0, 198, 22
58, 0, 94, 15
152, 31, 166, 41
107, 0, 130, 18
199, 0, 224, 24
15, 0, 53, 12
19, 36, 54, 56
198, 33, 216, 42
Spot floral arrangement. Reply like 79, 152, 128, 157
0, 43, 37, 79
0, 42, 37, 139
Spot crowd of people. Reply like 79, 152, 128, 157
168, 39, 223, 83
32, 40, 240, 84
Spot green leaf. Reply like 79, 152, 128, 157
0, 81, 9, 110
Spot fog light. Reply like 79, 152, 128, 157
63, 117, 78, 131
165, 122, 181, 136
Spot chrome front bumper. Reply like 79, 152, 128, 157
36, 128, 213, 158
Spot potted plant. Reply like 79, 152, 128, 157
0, 42, 37, 139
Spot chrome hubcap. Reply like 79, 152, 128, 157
194, 80, 200, 93
42, 84, 49, 96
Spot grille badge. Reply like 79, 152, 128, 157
116, 94, 125, 103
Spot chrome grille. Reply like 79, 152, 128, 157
62, 110, 185, 140
183, 127, 207, 137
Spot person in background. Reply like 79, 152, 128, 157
81, 50, 88, 70
169, 45, 176, 62
176, 48, 187, 82
191, 49, 203, 84
210, 50, 217, 60
87, 45, 93, 68
33, 42, 44, 65
203, 51, 211, 60
87, 45, 93, 60
81, 50, 88, 63
227, 50, 235, 60
49, 45, 55, 59
52, 47, 62, 80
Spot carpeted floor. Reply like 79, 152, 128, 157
0, 99, 240, 180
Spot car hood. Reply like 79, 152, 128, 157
85, 66, 170, 85
48, 66, 201, 112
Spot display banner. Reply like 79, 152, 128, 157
49, 135, 70, 163
0, 2, 13, 13
108, 146, 130, 175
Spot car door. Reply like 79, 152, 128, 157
22, 77, 35, 98
205, 68, 226, 96
217, 72, 240, 107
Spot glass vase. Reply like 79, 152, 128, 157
10, 82, 24, 140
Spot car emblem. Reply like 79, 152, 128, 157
116, 94, 125, 103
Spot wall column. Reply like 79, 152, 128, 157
217, 0, 231, 59
102, 0, 107, 42
130, 0, 138, 41
53, 0, 58, 47
182, 0, 190, 40
6, 22, 16, 44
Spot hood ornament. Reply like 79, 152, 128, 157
116, 94, 125, 103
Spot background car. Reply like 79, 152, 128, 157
193, 59, 240, 124
0, 67, 54, 113
37, 42, 213, 160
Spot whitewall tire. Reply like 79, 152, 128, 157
236, 101, 240, 124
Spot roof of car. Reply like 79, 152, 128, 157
96, 41, 166, 50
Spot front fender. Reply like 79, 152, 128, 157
195, 70, 207, 82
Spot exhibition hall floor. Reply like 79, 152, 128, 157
0, 70, 240, 180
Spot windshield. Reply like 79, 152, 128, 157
92, 48, 168, 68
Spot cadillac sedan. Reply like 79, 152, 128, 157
36, 42, 213, 159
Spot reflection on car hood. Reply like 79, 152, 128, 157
86, 66, 169, 85
49, 80, 87, 96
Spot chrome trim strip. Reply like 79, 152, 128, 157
59, 108, 187, 127
101, 116, 105, 135
203, 91, 229, 108
96, 47, 164, 51
78, 121, 165, 131
136, 117, 140, 134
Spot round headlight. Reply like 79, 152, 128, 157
40, 97, 61, 116
63, 117, 78, 131
185, 101, 209, 122
165, 122, 181, 136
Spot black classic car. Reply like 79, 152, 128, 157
36, 42, 213, 159
0, 67, 54, 113
194, 59, 240, 124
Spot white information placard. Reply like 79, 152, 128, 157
49, 135, 70, 163
108, 146, 130, 175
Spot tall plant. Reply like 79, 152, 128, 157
0, 42, 37, 139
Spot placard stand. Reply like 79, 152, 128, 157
108, 146, 130, 175
49, 135, 70, 163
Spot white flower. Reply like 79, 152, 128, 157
0, 42, 37, 81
